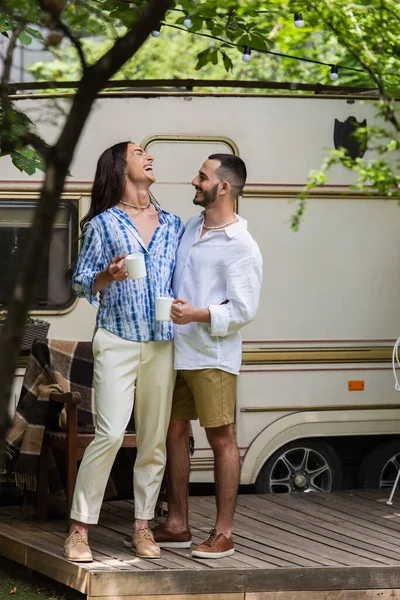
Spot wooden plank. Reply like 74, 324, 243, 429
88, 566, 400, 596
320, 491, 400, 521
99, 504, 248, 570
191, 497, 382, 567
10, 512, 166, 573
235, 495, 400, 562
0, 529, 89, 593
0, 515, 131, 573
338, 490, 400, 514
100, 506, 255, 571
98, 505, 251, 571
0, 517, 110, 567
254, 493, 400, 551
98, 512, 233, 570
187, 514, 317, 568
189, 498, 341, 567
259, 493, 400, 541
300, 493, 400, 533
354, 489, 400, 506
232, 503, 392, 566
89, 595, 244, 600
158, 520, 283, 570
247, 591, 400, 600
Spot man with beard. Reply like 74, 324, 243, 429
151, 154, 263, 558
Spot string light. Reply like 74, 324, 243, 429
330, 65, 339, 81
183, 16, 192, 28
151, 23, 162, 37
294, 13, 304, 28
163, 23, 366, 76
242, 46, 252, 63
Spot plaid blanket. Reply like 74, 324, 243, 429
6, 339, 135, 501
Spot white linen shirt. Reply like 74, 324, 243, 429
173, 213, 263, 375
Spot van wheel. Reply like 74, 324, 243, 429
358, 440, 400, 489
255, 440, 342, 494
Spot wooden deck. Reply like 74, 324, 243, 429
1, 491, 400, 599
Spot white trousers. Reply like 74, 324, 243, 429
70, 328, 175, 523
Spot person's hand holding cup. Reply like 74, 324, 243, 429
107, 254, 128, 281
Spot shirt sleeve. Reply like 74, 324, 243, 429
208, 254, 263, 337
176, 216, 185, 240
72, 221, 105, 308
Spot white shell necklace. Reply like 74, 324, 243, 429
203, 216, 238, 230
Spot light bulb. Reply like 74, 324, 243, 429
242, 46, 252, 63
151, 24, 161, 37
183, 16, 192, 28
330, 65, 339, 81
294, 13, 304, 28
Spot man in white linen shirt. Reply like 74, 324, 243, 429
151, 154, 262, 559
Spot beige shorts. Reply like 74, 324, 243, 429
171, 369, 237, 428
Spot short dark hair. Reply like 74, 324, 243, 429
208, 154, 247, 197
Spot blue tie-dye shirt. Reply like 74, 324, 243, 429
72, 205, 184, 341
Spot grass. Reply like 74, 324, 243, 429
0, 558, 83, 600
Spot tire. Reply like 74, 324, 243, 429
255, 439, 343, 494
358, 440, 400, 489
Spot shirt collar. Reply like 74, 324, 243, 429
224, 215, 248, 238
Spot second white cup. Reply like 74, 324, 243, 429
125, 253, 146, 280
155, 297, 173, 321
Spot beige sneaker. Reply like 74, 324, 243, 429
131, 528, 161, 559
64, 529, 93, 562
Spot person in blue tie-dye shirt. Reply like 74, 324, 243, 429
63, 141, 183, 562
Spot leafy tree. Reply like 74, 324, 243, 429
0, 0, 398, 454
0, 0, 174, 456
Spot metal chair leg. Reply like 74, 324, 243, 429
387, 468, 400, 505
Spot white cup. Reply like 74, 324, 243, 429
125, 253, 146, 280
155, 297, 173, 321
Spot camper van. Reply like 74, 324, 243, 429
2, 90, 400, 495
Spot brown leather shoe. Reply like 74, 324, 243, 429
192, 528, 234, 559
64, 530, 93, 562
131, 528, 161, 559
152, 523, 192, 548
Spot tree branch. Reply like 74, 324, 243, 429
0, 0, 174, 463
0, 19, 25, 110
55, 17, 87, 71
56, 0, 174, 157
0, 18, 49, 160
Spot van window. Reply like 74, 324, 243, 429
0, 199, 79, 311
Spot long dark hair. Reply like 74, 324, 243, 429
80, 141, 130, 232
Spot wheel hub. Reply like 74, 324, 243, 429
265, 445, 335, 494
293, 473, 307, 489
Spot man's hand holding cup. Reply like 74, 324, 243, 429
171, 297, 198, 325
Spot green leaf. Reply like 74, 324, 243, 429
25, 26, 43, 42
18, 30, 32, 46
221, 50, 233, 71
195, 49, 212, 70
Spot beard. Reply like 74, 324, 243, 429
193, 183, 219, 207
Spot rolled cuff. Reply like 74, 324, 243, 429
208, 304, 230, 337
72, 272, 99, 308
